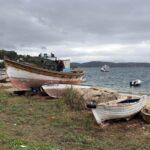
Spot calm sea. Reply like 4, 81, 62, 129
82, 67, 150, 95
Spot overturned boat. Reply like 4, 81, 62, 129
5, 59, 84, 90
87, 95, 147, 124
42, 84, 91, 98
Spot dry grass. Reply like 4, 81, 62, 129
64, 88, 85, 111
0, 86, 150, 149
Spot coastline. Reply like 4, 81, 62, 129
0, 81, 150, 106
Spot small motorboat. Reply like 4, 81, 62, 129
100, 65, 110, 72
141, 106, 150, 123
130, 79, 141, 87
42, 84, 91, 98
87, 95, 147, 124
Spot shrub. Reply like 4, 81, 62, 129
64, 88, 85, 111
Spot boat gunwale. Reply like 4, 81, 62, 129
4, 59, 84, 78
96, 97, 143, 108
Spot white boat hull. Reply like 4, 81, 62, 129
91, 95, 147, 124
42, 84, 91, 98
6, 65, 83, 90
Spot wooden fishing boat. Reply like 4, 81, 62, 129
5, 59, 84, 90
87, 95, 147, 124
42, 84, 91, 98
141, 106, 150, 123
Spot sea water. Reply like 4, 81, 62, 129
82, 67, 150, 95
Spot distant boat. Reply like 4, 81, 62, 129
87, 95, 147, 124
5, 59, 85, 90
42, 84, 91, 98
130, 79, 141, 87
100, 64, 110, 72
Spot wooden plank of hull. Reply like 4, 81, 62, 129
42, 88, 67, 98
92, 96, 147, 124
6, 64, 82, 90
5, 59, 84, 78
10, 78, 81, 90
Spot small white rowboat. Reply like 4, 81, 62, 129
87, 95, 147, 124
42, 84, 91, 98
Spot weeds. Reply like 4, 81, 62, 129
64, 88, 85, 111
0, 87, 150, 149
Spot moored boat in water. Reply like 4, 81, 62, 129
5, 59, 84, 90
130, 79, 141, 87
100, 64, 110, 72
87, 95, 147, 124
42, 84, 91, 98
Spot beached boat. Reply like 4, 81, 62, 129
42, 84, 91, 98
5, 59, 84, 90
100, 64, 110, 72
141, 106, 150, 123
87, 95, 147, 124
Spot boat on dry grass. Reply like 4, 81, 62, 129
5, 59, 84, 90
141, 106, 150, 123
42, 84, 91, 98
87, 95, 147, 124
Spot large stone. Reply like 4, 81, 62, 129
75, 87, 119, 103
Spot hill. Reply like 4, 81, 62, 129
71, 61, 150, 68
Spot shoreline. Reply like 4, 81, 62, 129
1, 81, 150, 106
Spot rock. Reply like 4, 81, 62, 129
75, 87, 119, 104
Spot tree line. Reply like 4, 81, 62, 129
0, 49, 57, 70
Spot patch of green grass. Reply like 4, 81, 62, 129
0, 121, 5, 128
0, 103, 6, 112
0, 90, 12, 101
0, 133, 55, 150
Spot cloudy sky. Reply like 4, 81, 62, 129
0, 0, 150, 62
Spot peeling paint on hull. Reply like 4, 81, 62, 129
5, 59, 84, 90
10, 78, 81, 90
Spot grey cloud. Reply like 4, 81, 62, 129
0, 0, 150, 62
